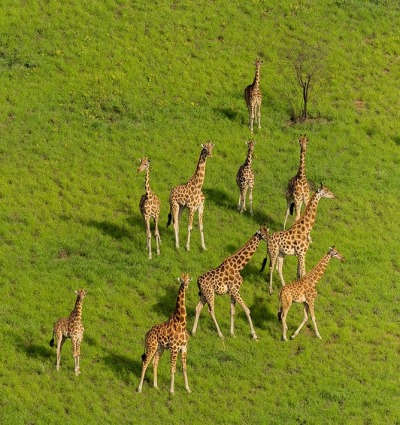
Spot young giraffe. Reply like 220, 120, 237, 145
49, 289, 87, 375
137, 157, 161, 259
236, 140, 255, 215
192, 226, 269, 340
167, 142, 214, 251
137, 273, 192, 394
278, 246, 345, 341
260, 184, 335, 295
284, 134, 310, 229
244, 58, 262, 133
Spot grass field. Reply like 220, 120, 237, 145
0, 1, 399, 424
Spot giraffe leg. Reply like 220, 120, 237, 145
277, 255, 286, 287
283, 199, 291, 230
308, 300, 322, 339
237, 193, 242, 211
233, 293, 258, 340
152, 348, 163, 389
241, 187, 248, 213
56, 335, 65, 371
192, 297, 205, 335
73, 337, 82, 375
230, 297, 236, 337
269, 255, 277, 295
281, 306, 290, 341
291, 303, 309, 340
169, 350, 178, 394
171, 203, 180, 249
154, 217, 161, 256
297, 253, 306, 280
257, 102, 261, 129
145, 218, 152, 260
137, 345, 157, 393
186, 208, 195, 252
248, 185, 253, 216
181, 345, 191, 393
209, 306, 224, 339
197, 202, 207, 251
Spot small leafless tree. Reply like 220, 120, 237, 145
287, 43, 327, 122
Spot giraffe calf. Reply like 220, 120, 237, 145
49, 289, 87, 375
278, 247, 345, 341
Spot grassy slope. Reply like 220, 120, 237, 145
0, 0, 399, 424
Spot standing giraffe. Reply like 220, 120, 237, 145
236, 140, 255, 215
137, 273, 192, 394
167, 142, 214, 251
49, 289, 87, 375
284, 134, 310, 229
244, 58, 262, 133
260, 184, 335, 295
278, 246, 345, 341
137, 157, 161, 259
192, 226, 269, 340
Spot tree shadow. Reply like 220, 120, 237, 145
102, 351, 141, 383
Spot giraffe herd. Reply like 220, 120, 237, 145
49, 58, 345, 394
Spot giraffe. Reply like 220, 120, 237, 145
137, 157, 161, 259
284, 134, 310, 230
167, 142, 214, 251
49, 289, 87, 375
236, 140, 255, 215
137, 273, 192, 394
244, 58, 262, 133
260, 184, 335, 295
192, 226, 269, 340
278, 246, 345, 341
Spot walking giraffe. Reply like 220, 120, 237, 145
244, 58, 262, 133
278, 246, 345, 341
137, 157, 161, 259
167, 142, 214, 251
284, 134, 310, 229
137, 273, 192, 394
192, 226, 269, 340
236, 140, 255, 215
260, 184, 335, 295
49, 289, 87, 375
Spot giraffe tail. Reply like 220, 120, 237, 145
141, 353, 147, 362
260, 256, 267, 272
289, 202, 295, 216
49, 338, 55, 347
167, 213, 172, 227
278, 307, 282, 322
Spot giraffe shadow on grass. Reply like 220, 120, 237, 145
102, 351, 141, 383
203, 188, 237, 211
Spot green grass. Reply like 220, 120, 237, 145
1, 0, 399, 424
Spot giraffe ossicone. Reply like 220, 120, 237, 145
49, 288, 87, 376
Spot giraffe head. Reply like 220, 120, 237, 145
178, 272, 192, 290
298, 134, 309, 150
254, 58, 263, 68
201, 142, 214, 158
137, 157, 150, 173
247, 140, 256, 151
256, 226, 270, 242
328, 246, 345, 262
75, 288, 87, 299
316, 183, 336, 199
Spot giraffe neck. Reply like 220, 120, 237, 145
244, 146, 253, 168
304, 252, 332, 287
297, 144, 307, 180
253, 65, 261, 90
70, 295, 84, 322
293, 191, 322, 232
144, 166, 151, 195
227, 232, 262, 272
187, 150, 207, 191
173, 282, 187, 325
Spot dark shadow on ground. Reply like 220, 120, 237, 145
102, 351, 140, 383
